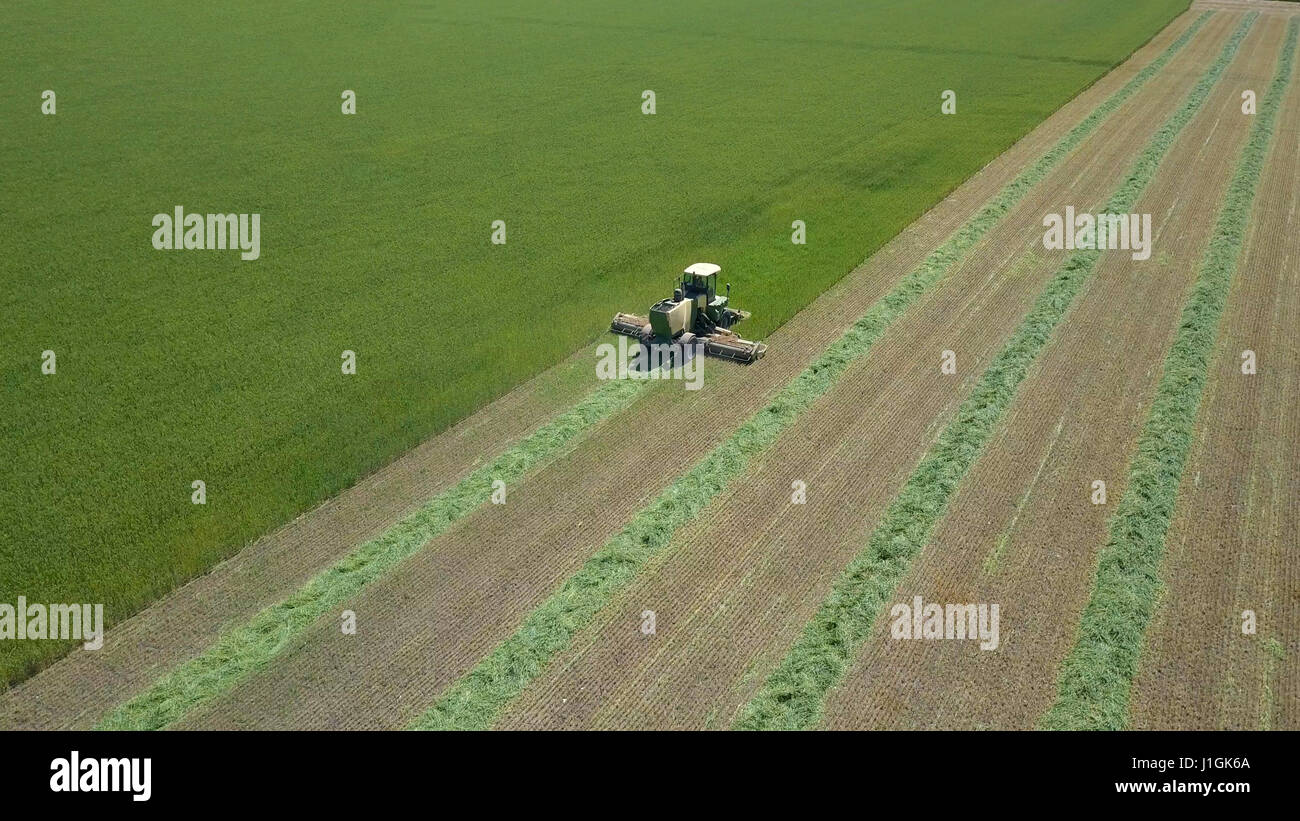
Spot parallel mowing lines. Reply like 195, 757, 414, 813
95, 9, 1212, 733
96, 377, 647, 731
1042, 16, 1297, 732
735, 12, 1257, 732
408, 14, 1214, 732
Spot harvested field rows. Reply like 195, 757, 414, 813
1195, 0, 1298, 16
1130, 17, 1300, 731
738, 12, 1258, 731
822, 13, 1289, 731
491, 13, 1238, 731
1044, 16, 1298, 731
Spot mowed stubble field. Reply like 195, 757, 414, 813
0, 0, 1189, 685
1130, 1, 1300, 730
822, 9, 1288, 730
5, 1, 1296, 732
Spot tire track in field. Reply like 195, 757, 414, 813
1130, 20, 1300, 730
821, 14, 1284, 730
737, 12, 1258, 731
71, 8, 1207, 732
492, 13, 1236, 732
1043, 15, 1296, 731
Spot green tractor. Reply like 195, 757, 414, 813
610, 263, 767, 363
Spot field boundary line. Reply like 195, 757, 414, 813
95, 377, 648, 731
734, 12, 1257, 731
1041, 15, 1297, 732
406, 12, 1214, 731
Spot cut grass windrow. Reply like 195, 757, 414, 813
95, 377, 647, 730
408, 14, 1214, 732
735, 12, 1257, 731
1041, 15, 1297, 733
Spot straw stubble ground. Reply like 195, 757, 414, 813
1130, 27, 1300, 730
820, 13, 1284, 730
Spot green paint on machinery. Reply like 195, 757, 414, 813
610, 263, 768, 363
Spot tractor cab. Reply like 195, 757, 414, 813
679, 262, 731, 324
681, 262, 721, 300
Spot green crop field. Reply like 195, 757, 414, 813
0, 0, 1187, 686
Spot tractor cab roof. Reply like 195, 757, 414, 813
683, 262, 721, 278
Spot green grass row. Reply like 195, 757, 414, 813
0, 0, 1191, 687
406, 12, 1213, 732
97, 377, 647, 730
734, 12, 1256, 731
1041, 16, 1297, 732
